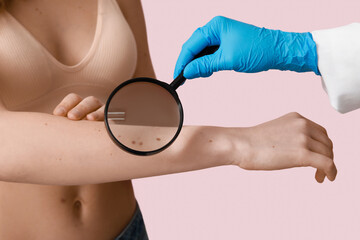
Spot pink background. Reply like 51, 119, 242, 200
133, 0, 360, 239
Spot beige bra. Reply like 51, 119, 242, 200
0, 0, 137, 111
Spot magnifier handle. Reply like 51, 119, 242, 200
193, 45, 220, 59
171, 45, 219, 90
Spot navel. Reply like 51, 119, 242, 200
72, 199, 84, 222
73, 200, 82, 210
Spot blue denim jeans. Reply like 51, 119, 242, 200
114, 201, 149, 240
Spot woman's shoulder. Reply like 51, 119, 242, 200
115, 0, 142, 25
114, 0, 155, 78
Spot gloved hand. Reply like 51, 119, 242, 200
174, 16, 321, 80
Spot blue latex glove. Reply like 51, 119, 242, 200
174, 16, 320, 80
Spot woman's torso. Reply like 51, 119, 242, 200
0, 0, 139, 239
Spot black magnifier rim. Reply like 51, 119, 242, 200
104, 77, 184, 156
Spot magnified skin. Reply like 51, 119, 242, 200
104, 80, 182, 152
106, 124, 179, 152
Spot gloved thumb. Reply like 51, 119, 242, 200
183, 53, 220, 79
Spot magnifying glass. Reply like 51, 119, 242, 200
104, 46, 219, 156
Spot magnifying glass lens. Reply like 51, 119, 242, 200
106, 81, 181, 154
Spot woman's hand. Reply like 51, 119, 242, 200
229, 112, 336, 183
52, 93, 104, 121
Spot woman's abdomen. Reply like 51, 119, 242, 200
0, 180, 136, 240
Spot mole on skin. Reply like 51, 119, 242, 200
73, 200, 82, 210
209, 139, 213, 143
35, 8, 42, 15
139, 142, 143, 146
44, 122, 48, 126
272, 146, 275, 148
132, 140, 136, 144
156, 138, 161, 141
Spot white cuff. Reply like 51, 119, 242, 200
312, 23, 360, 113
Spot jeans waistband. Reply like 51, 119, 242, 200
114, 201, 148, 240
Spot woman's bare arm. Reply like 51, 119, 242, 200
0, 107, 337, 185
0, 106, 233, 185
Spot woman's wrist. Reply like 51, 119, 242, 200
195, 125, 250, 167
164, 125, 249, 173
184, 125, 251, 168
217, 126, 252, 167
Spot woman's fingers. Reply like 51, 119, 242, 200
67, 96, 103, 120
306, 123, 335, 183
306, 138, 336, 182
308, 125, 333, 149
86, 105, 105, 121
309, 139, 331, 183
53, 93, 82, 116
53, 93, 105, 121
293, 113, 332, 149
297, 117, 334, 183
306, 118, 328, 135
301, 151, 337, 182
315, 169, 326, 183
304, 137, 334, 183
307, 137, 333, 159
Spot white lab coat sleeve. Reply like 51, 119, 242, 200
311, 23, 360, 113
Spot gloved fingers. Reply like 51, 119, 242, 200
174, 30, 210, 79
174, 18, 221, 79
183, 51, 221, 79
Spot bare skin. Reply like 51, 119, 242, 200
0, 0, 153, 239
0, 0, 337, 239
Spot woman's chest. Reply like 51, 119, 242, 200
6, 0, 100, 66
0, 0, 137, 111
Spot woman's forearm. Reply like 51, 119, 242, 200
0, 110, 238, 185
